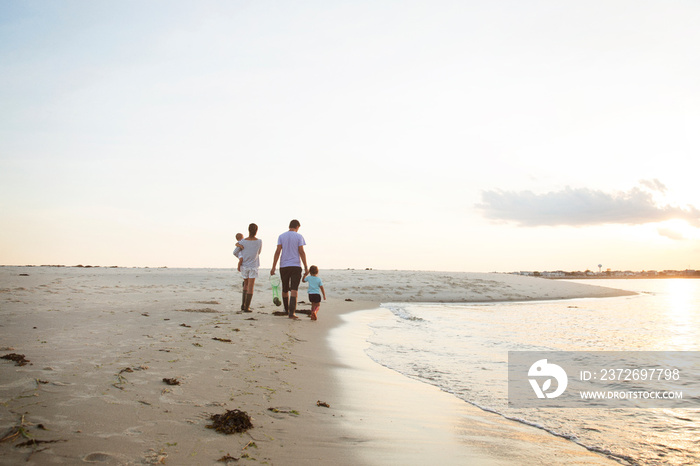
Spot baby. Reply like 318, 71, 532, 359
233, 233, 244, 258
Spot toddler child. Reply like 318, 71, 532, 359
302, 265, 326, 321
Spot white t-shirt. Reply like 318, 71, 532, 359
277, 230, 306, 268
238, 239, 262, 269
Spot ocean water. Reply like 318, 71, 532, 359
359, 279, 700, 465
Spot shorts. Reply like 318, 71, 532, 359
240, 267, 259, 279
309, 293, 322, 303
280, 266, 302, 293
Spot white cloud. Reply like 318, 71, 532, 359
657, 228, 685, 241
639, 178, 668, 193
477, 182, 700, 227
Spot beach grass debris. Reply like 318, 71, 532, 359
1, 353, 30, 366
213, 337, 232, 343
176, 308, 219, 313
268, 407, 299, 415
118, 366, 147, 375
113, 373, 128, 390
180, 323, 192, 328
316, 400, 330, 408
217, 453, 239, 463
163, 378, 181, 386
207, 409, 253, 434
1, 415, 32, 443
16, 438, 65, 448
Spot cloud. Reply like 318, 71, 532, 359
639, 178, 668, 193
657, 228, 686, 241
477, 182, 700, 227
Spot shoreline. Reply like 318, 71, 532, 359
0, 267, 631, 464
329, 307, 620, 465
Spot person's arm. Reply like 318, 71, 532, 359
271, 244, 282, 275
299, 245, 308, 274
320, 285, 326, 300
237, 257, 242, 271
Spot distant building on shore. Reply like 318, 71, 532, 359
513, 269, 699, 279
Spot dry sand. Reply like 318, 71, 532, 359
0, 267, 633, 465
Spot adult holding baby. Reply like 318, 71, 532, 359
237, 223, 262, 313
270, 219, 308, 319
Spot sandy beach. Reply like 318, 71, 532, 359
0, 267, 633, 465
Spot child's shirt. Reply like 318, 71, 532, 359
305, 275, 323, 295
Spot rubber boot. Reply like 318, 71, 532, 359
288, 296, 297, 317
241, 291, 247, 311
244, 293, 253, 312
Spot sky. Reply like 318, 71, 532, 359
1, 0, 699, 273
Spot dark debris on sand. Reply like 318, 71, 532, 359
207, 409, 253, 434
163, 378, 181, 386
16, 438, 65, 448
1, 353, 30, 366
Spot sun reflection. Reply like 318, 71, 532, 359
665, 279, 698, 350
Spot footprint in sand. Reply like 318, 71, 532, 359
82, 452, 118, 463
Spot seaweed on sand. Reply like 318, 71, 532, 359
1, 353, 30, 366
207, 409, 253, 434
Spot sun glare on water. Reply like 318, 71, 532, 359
665, 278, 699, 350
